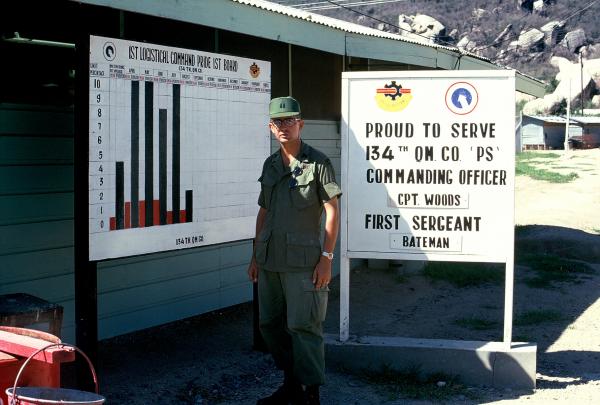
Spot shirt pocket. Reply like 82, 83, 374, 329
290, 165, 319, 210
254, 230, 271, 265
259, 174, 278, 210
286, 232, 321, 268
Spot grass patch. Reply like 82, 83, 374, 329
515, 152, 579, 183
423, 262, 503, 287
517, 152, 561, 160
514, 310, 564, 326
517, 253, 595, 288
454, 317, 498, 330
516, 161, 578, 183
362, 365, 475, 401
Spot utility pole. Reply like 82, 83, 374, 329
564, 80, 571, 153
580, 51, 584, 115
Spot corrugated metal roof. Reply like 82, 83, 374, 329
527, 115, 569, 123
570, 116, 600, 124
232, 0, 482, 57
67, 0, 546, 96
525, 115, 600, 125
527, 115, 600, 126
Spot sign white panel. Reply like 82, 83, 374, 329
342, 71, 515, 263
88, 36, 271, 260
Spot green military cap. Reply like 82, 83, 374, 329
269, 96, 301, 118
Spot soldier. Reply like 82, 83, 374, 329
248, 96, 342, 405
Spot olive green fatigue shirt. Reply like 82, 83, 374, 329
255, 141, 342, 272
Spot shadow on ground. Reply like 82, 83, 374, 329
92, 225, 599, 404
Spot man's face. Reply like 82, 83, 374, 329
269, 116, 303, 145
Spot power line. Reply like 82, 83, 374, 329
287, 0, 458, 47
278, 0, 599, 61
286, 0, 410, 11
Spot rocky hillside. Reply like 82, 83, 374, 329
277, 0, 600, 114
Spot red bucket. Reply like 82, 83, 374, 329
6, 343, 105, 405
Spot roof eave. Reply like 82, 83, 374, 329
69, 0, 545, 97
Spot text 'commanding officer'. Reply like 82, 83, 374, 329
248, 96, 342, 405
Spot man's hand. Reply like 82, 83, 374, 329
248, 257, 259, 283
248, 208, 267, 284
313, 256, 332, 289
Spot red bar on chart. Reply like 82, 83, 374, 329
125, 202, 131, 229
139, 200, 146, 227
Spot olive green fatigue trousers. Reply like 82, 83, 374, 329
258, 268, 329, 386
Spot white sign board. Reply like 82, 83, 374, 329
88, 36, 271, 260
342, 71, 515, 263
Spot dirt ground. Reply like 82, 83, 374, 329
96, 149, 600, 404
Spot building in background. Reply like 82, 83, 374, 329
521, 115, 600, 150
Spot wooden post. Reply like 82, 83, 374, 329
74, 27, 98, 391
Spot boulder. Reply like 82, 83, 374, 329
516, 28, 545, 51
516, 92, 536, 104
411, 14, 446, 39
472, 8, 488, 19
376, 22, 390, 32
397, 21, 413, 36
395, 13, 445, 43
582, 58, 600, 85
533, 0, 545, 12
524, 56, 598, 114
457, 36, 476, 51
398, 14, 413, 25
493, 24, 513, 47
448, 28, 458, 40
580, 43, 600, 59
522, 93, 563, 115
541, 20, 566, 46
516, 0, 534, 11
561, 29, 586, 52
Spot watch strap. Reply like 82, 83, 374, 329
321, 251, 334, 260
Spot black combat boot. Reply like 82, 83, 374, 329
257, 372, 303, 405
302, 385, 320, 405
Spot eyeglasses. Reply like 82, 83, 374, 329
270, 118, 300, 128
289, 166, 303, 188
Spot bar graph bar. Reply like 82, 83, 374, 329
109, 83, 193, 231
159, 108, 167, 225
131, 81, 139, 228
172, 84, 180, 224
115, 161, 124, 230
145, 81, 154, 227
186, 190, 193, 223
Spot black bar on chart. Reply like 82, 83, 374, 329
131, 81, 139, 228
116, 161, 124, 230
185, 190, 193, 222
172, 84, 180, 224
159, 108, 167, 225
145, 81, 154, 227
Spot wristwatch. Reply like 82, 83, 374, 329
321, 251, 334, 260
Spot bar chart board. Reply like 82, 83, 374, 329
89, 36, 271, 260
